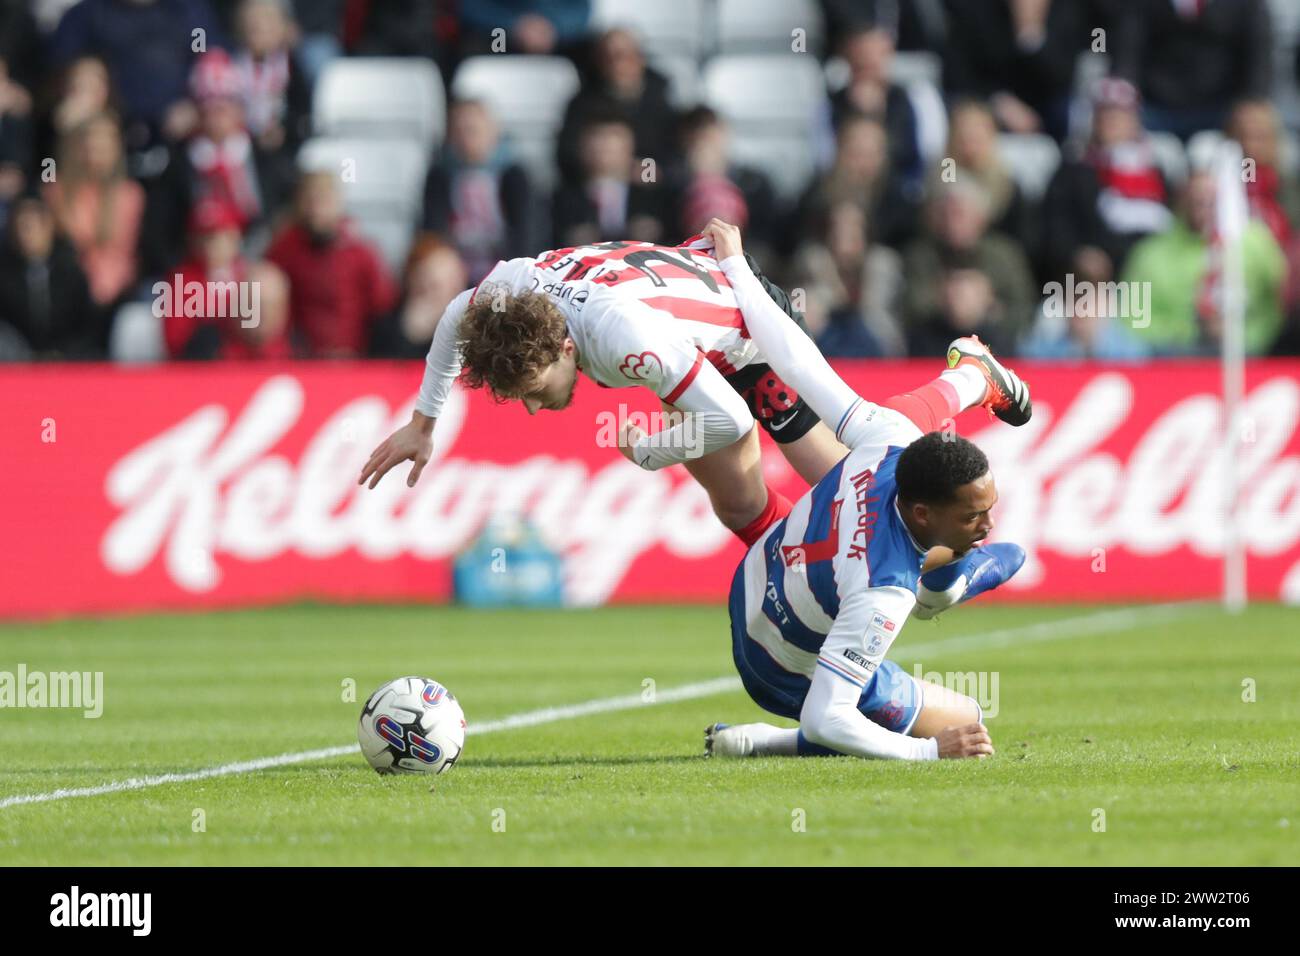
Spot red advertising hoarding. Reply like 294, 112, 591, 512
1, 360, 1297, 619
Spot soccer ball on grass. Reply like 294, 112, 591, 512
358, 677, 466, 775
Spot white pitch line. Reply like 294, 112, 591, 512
0, 678, 743, 810
0, 603, 1201, 810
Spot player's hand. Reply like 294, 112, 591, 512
617, 420, 646, 465
921, 545, 959, 573
935, 722, 994, 759
358, 415, 435, 489
701, 218, 744, 261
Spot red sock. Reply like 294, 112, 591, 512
734, 485, 794, 547
883, 379, 963, 433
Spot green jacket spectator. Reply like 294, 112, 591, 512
1122, 215, 1285, 356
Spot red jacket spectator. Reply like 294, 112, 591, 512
265, 170, 397, 357
163, 196, 292, 360
265, 218, 396, 356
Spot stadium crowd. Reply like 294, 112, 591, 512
0, 0, 1298, 363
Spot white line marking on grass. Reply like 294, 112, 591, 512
892, 601, 1201, 662
0, 603, 1202, 810
0, 678, 742, 810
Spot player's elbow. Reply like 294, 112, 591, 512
799, 700, 850, 752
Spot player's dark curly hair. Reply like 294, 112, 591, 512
457, 290, 568, 402
895, 432, 990, 505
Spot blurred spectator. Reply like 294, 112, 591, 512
422, 99, 533, 283
50, 0, 227, 148
1122, 169, 1285, 355
265, 169, 397, 358
829, 17, 923, 192
1225, 99, 1300, 247
941, 0, 1087, 141
558, 28, 677, 187
901, 178, 1036, 353
162, 196, 290, 359
370, 234, 468, 358
347, 0, 454, 75
927, 99, 1025, 243
552, 112, 669, 247
44, 111, 145, 309
791, 200, 905, 357
1020, 293, 1150, 361
796, 112, 918, 250
1113, 0, 1273, 141
231, 0, 311, 157
821, 0, 946, 55
0, 1, 41, 91
1040, 78, 1171, 286
141, 49, 295, 276
673, 107, 777, 256
0, 56, 33, 231
40, 55, 116, 164
460, 0, 591, 57
0, 193, 98, 356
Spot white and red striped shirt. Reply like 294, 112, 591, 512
416, 239, 766, 469
480, 239, 759, 391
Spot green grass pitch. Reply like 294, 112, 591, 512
1, 602, 1297, 865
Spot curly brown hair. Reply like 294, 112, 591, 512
457, 289, 569, 401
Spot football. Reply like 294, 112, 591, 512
357, 677, 466, 775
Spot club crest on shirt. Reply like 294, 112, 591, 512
868, 612, 896, 654
619, 351, 663, 382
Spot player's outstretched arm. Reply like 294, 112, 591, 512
703, 219, 879, 450
414, 287, 473, 423
358, 288, 472, 489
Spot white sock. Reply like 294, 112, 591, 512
751, 724, 800, 756
939, 365, 988, 411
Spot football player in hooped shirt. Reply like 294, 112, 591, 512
697, 219, 1032, 762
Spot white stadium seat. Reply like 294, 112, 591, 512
297, 137, 429, 272
906, 78, 949, 169
590, 0, 712, 62
110, 302, 166, 364
703, 54, 830, 200
451, 55, 581, 192
653, 54, 703, 109
313, 58, 445, 152
890, 51, 942, 89
1268, 0, 1300, 52
715, 0, 824, 55
996, 133, 1061, 202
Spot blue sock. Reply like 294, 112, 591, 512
796, 729, 840, 757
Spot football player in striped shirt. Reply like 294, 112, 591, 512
359, 238, 855, 548
695, 219, 1031, 761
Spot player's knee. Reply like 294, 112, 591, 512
713, 490, 770, 530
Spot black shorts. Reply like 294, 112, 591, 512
722, 253, 822, 445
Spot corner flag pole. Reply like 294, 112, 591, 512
1216, 139, 1247, 613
